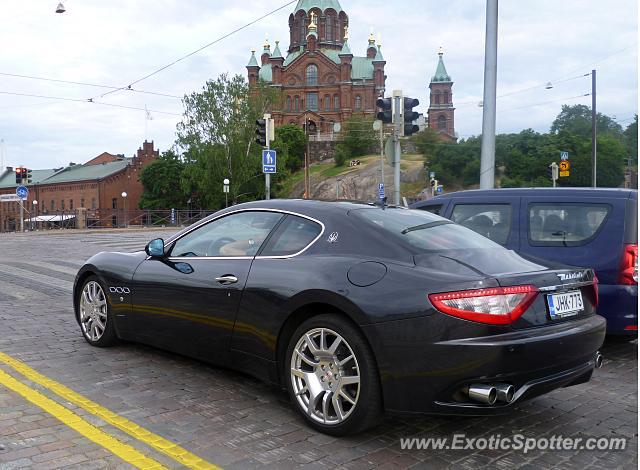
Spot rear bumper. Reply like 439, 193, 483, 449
597, 284, 638, 335
362, 314, 606, 415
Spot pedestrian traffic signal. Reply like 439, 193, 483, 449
15, 167, 24, 184
255, 119, 267, 147
376, 97, 393, 124
403, 97, 420, 136
24, 168, 32, 184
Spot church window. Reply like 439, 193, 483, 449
355, 95, 362, 110
324, 95, 330, 112
443, 91, 449, 103
300, 15, 306, 42
295, 96, 300, 112
286, 96, 291, 112
334, 95, 340, 111
51, 200, 55, 211
434, 91, 441, 104
91, 198, 97, 209
326, 16, 334, 41
306, 65, 318, 85
306, 93, 318, 111
69, 199, 74, 210
438, 115, 447, 130
61, 199, 65, 210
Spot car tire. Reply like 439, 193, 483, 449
77, 275, 118, 347
285, 314, 382, 436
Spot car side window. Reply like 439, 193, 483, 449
259, 215, 322, 257
528, 203, 610, 245
170, 211, 283, 258
419, 204, 443, 216
451, 204, 512, 245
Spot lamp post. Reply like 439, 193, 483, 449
223, 179, 230, 208
121, 192, 128, 228
32, 200, 38, 231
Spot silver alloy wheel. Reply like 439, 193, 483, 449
79, 281, 108, 342
290, 327, 361, 425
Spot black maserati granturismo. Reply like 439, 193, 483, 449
73, 200, 605, 435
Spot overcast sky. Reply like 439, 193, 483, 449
0, 0, 637, 169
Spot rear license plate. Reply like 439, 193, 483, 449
547, 290, 584, 319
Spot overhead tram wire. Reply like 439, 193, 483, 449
0, 91, 182, 116
92, 0, 298, 101
0, 72, 182, 99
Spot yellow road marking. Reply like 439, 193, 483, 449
0, 351, 220, 470
0, 368, 166, 470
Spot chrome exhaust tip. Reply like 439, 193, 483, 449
595, 351, 603, 369
495, 383, 515, 403
468, 384, 497, 405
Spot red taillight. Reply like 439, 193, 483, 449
428, 285, 539, 325
618, 244, 638, 285
625, 325, 638, 331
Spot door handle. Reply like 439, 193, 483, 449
215, 275, 238, 285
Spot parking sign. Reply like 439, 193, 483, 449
378, 183, 385, 199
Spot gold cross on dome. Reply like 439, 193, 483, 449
310, 11, 317, 25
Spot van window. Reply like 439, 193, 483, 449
528, 203, 610, 245
419, 204, 443, 216
451, 204, 512, 245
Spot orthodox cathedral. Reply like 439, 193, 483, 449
247, 0, 455, 140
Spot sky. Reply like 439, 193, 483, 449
0, 0, 637, 170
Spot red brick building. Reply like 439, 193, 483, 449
427, 48, 456, 140
0, 141, 158, 231
246, 0, 386, 135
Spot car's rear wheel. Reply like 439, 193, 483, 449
78, 276, 117, 347
285, 314, 381, 435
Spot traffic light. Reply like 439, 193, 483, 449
376, 97, 393, 124
403, 97, 420, 136
15, 167, 24, 184
24, 168, 32, 184
255, 119, 267, 147
547, 163, 559, 184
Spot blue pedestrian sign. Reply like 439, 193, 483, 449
436, 185, 443, 194
560, 151, 569, 161
16, 185, 28, 200
262, 150, 277, 174
378, 183, 385, 199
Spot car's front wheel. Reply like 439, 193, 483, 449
78, 276, 117, 347
285, 314, 381, 435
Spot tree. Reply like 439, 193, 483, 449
176, 74, 281, 208
624, 115, 638, 159
139, 150, 188, 209
272, 124, 307, 172
551, 104, 623, 139
334, 115, 377, 166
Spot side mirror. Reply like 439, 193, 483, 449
145, 238, 165, 257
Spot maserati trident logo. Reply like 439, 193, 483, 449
557, 272, 582, 282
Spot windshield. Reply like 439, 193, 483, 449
352, 207, 504, 252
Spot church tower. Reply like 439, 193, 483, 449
428, 48, 455, 140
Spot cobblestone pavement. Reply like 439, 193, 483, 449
0, 229, 637, 469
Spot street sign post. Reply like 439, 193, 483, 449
0, 194, 21, 202
378, 183, 385, 200
262, 149, 277, 174
559, 160, 570, 177
560, 151, 569, 161
16, 185, 28, 233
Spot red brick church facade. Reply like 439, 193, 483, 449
246, 0, 386, 135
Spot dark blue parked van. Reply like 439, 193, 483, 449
411, 188, 638, 338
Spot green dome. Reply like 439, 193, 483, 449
294, 0, 343, 14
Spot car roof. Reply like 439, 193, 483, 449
423, 187, 638, 201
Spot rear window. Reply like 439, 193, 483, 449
451, 204, 512, 245
352, 208, 502, 252
528, 203, 611, 246
260, 215, 322, 256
